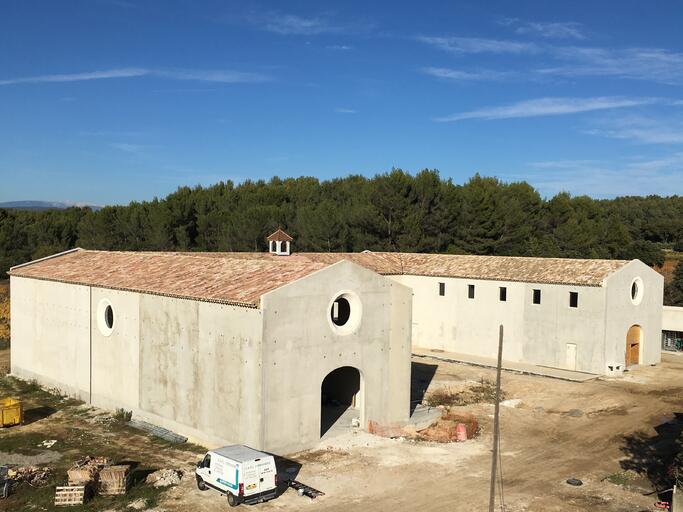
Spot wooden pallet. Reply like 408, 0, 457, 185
98, 472, 131, 496
54, 485, 87, 506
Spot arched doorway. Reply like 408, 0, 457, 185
320, 367, 361, 438
626, 325, 642, 366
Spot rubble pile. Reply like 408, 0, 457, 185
8, 466, 52, 487
145, 469, 183, 487
415, 412, 479, 443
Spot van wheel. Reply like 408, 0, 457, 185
196, 476, 207, 491
227, 493, 240, 507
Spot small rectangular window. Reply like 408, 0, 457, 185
532, 289, 541, 305
439, 282, 445, 296
499, 287, 507, 302
468, 284, 475, 299
569, 291, 578, 308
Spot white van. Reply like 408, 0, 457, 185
195, 445, 278, 507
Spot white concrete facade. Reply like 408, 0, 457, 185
663, 306, 683, 332
10, 260, 412, 453
389, 259, 663, 375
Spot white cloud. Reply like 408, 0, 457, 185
435, 96, 657, 122
0, 68, 148, 85
417, 36, 539, 55
326, 44, 353, 51
584, 115, 683, 144
155, 69, 269, 83
501, 19, 585, 40
247, 12, 342, 35
538, 46, 683, 85
110, 143, 146, 153
0, 68, 270, 86
517, 153, 683, 197
334, 107, 357, 114
421, 66, 514, 82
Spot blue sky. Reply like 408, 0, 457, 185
1, 0, 683, 205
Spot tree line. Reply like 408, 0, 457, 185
2, 170, 683, 303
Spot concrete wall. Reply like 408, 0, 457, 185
260, 261, 412, 454
604, 260, 663, 369
138, 295, 263, 448
663, 306, 683, 332
390, 274, 606, 374
522, 283, 606, 374
10, 276, 91, 399
90, 287, 140, 411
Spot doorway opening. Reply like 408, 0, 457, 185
626, 325, 642, 366
320, 366, 361, 438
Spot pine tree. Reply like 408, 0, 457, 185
664, 260, 683, 306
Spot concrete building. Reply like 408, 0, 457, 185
662, 305, 683, 352
8, 233, 664, 450
9, 248, 412, 453
221, 250, 663, 376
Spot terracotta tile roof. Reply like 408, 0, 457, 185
9, 249, 326, 308
9, 249, 630, 308
295, 252, 629, 286
266, 229, 293, 242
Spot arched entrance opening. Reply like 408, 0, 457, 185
320, 366, 361, 438
626, 325, 642, 366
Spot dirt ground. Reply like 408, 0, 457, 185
1, 352, 682, 511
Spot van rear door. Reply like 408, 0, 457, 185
257, 457, 276, 491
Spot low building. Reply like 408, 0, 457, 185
662, 305, 683, 352
8, 232, 664, 450
222, 249, 663, 375
9, 247, 412, 453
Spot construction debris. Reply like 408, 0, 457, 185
145, 468, 183, 487
98, 464, 131, 496
289, 480, 325, 499
414, 411, 479, 443
54, 484, 90, 506
127, 418, 188, 444
67, 456, 112, 485
7, 466, 52, 487
37, 439, 57, 448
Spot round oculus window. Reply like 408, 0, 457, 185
630, 277, 644, 305
328, 292, 362, 335
97, 299, 115, 336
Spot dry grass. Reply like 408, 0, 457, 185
425, 378, 504, 407
0, 280, 9, 344
656, 252, 683, 284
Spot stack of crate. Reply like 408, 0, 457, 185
55, 456, 119, 506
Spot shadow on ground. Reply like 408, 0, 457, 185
619, 412, 683, 501
22, 405, 57, 425
272, 455, 302, 498
410, 361, 438, 415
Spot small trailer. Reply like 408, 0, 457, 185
195, 445, 278, 507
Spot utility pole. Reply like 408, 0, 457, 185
488, 325, 504, 512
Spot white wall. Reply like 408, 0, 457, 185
663, 306, 683, 332
604, 260, 663, 369
10, 276, 91, 399
138, 295, 264, 448
390, 274, 608, 374
260, 261, 412, 454
90, 287, 140, 411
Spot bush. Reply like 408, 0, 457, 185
113, 408, 132, 423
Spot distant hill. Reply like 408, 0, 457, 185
0, 200, 100, 211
